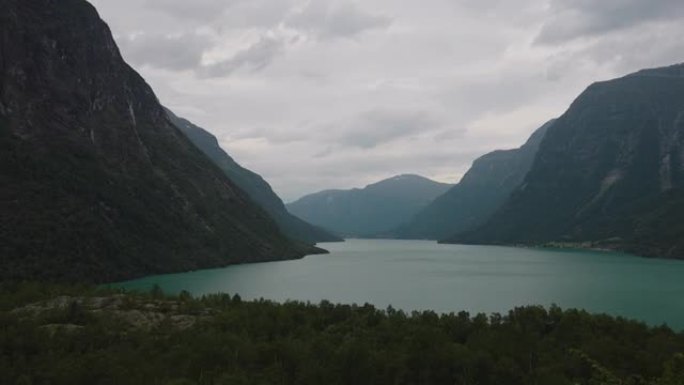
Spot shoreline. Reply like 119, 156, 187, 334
531, 242, 618, 254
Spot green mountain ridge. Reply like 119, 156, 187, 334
396, 120, 553, 240
449, 63, 684, 259
287, 175, 453, 237
165, 109, 342, 244
0, 0, 318, 283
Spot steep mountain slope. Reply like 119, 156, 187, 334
165, 110, 342, 244
0, 0, 317, 283
396, 121, 552, 240
287, 175, 452, 237
451, 64, 684, 258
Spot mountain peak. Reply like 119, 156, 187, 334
388, 173, 426, 180
366, 174, 450, 189
287, 175, 452, 237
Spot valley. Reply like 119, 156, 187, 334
2, 0, 684, 383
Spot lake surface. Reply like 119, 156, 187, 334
116, 239, 684, 329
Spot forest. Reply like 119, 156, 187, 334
1, 282, 684, 385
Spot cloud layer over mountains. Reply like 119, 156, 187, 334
91, 0, 684, 201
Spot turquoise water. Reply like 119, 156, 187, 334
116, 239, 684, 329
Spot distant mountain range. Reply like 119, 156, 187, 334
396, 120, 553, 240
450, 64, 684, 258
166, 109, 342, 244
0, 0, 321, 283
290, 61, 684, 260
287, 175, 452, 237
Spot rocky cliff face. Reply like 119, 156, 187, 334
396, 121, 552, 240
0, 0, 315, 283
451, 64, 684, 258
166, 110, 342, 244
287, 175, 452, 237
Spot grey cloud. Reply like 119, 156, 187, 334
537, 0, 684, 44
571, 23, 684, 75
455, 0, 541, 24
313, 147, 334, 158
538, 15, 684, 83
437, 74, 549, 124
220, 1, 296, 30
201, 37, 285, 78
92, 0, 684, 201
118, 33, 284, 77
105, 0, 391, 78
229, 109, 449, 150
144, 0, 237, 21
433, 128, 464, 142
329, 149, 477, 176
117, 33, 212, 71
228, 125, 310, 144
337, 109, 443, 149
144, 0, 296, 29
286, 0, 392, 39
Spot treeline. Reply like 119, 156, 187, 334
1, 283, 683, 385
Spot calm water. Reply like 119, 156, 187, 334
116, 239, 684, 329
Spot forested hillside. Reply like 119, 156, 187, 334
0, 0, 316, 283
2, 283, 684, 385
452, 64, 684, 259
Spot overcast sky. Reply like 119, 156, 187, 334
90, 0, 684, 202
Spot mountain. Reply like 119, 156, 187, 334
0, 0, 320, 283
287, 175, 453, 237
165, 110, 342, 244
450, 64, 684, 259
396, 121, 553, 240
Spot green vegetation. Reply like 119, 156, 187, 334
452, 64, 684, 260
2, 283, 684, 385
1, 0, 314, 283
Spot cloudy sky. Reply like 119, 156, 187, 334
90, 0, 684, 202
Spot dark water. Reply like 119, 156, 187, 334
116, 239, 684, 329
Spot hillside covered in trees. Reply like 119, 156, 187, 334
451, 64, 684, 259
2, 283, 684, 385
0, 0, 319, 283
